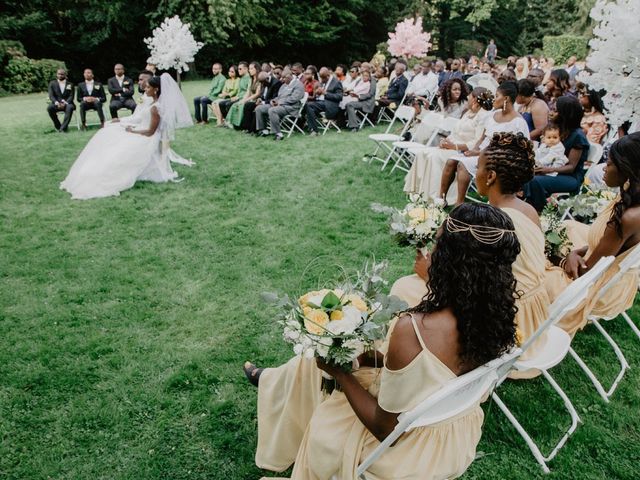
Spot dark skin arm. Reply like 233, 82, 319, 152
125, 106, 160, 137
529, 100, 549, 141
535, 146, 582, 175
564, 207, 640, 278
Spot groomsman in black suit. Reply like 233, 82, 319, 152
77, 68, 106, 128
47, 68, 75, 132
241, 67, 282, 132
108, 64, 136, 118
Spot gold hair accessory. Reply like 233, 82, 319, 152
445, 217, 515, 245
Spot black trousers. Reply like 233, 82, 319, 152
47, 102, 75, 131
80, 100, 105, 125
217, 99, 236, 118
109, 97, 136, 118
239, 101, 258, 131
194, 96, 213, 122
305, 101, 327, 132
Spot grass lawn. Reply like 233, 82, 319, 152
1, 80, 639, 480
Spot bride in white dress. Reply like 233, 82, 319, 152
60, 74, 192, 200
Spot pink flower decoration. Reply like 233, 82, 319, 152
387, 17, 432, 59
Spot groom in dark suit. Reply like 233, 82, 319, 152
47, 68, 75, 132
305, 67, 344, 135
77, 68, 107, 128
108, 64, 136, 118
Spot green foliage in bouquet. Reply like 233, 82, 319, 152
540, 202, 572, 260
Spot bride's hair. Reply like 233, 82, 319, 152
148, 76, 161, 96
409, 203, 520, 369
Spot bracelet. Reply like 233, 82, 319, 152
559, 257, 567, 269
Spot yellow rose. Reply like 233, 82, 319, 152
407, 207, 429, 222
298, 292, 311, 306
304, 309, 330, 335
346, 294, 368, 312
330, 310, 344, 321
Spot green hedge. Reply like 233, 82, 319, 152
542, 35, 588, 64
0, 39, 66, 95
454, 39, 484, 59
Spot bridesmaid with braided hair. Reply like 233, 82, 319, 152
546, 132, 640, 337
392, 132, 550, 373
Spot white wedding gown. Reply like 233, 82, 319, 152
60, 97, 178, 200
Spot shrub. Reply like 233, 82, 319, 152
542, 35, 589, 64
2, 55, 66, 95
454, 39, 484, 59
0, 40, 27, 65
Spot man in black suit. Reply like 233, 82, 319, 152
305, 67, 344, 136
108, 64, 136, 118
241, 68, 282, 132
76, 68, 106, 128
46, 68, 75, 132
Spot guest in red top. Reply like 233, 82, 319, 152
303, 66, 320, 100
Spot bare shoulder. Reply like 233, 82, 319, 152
385, 313, 423, 371
518, 200, 542, 228
620, 204, 640, 231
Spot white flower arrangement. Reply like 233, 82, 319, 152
371, 197, 447, 251
144, 16, 204, 74
557, 188, 619, 223
262, 261, 407, 392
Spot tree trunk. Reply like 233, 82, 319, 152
176, 70, 181, 89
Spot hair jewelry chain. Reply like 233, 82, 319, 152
445, 217, 516, 245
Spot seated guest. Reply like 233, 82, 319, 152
291, 62, 305, 82
305, 66, 343, 136
434, 59, 446, 86
578, 84, 609, 144
515, 57, 529, 80
213, 61, 250, 124
108, 64, 136, 118
377, 62, 408, 109
516, 78, 549, 140
272, 65, 284, 81
193, 63, 226, 124
440, 58, 463, 84
523, 96, 589, 211
334, 64, 347, 84
498, 67, 516, 84
546, 133, 640, 337
241, 68, 282, 132
341, 65, 361, 95
374, 66, 389, 100
47, 68, 75, 132
409, 62, 422, 80
440, 81, 530, 206
436, 78, 468, 119
246, 202, 520, 479
76, 68, 106, 129
544, 69, 574, 112
211, 65, 240, 126
526, 68, 545, 90
255, 70, 305, 141
404, 87, 493, 204
303, 66, 320, 100
405, 61, 439, 104
227, 62, 263, 129
345, 70, 377, 131
565, 55, 581, 86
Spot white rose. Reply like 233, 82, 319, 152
303, 348, 315, 359
293, 344, 304, 355
342, 339, 365, 359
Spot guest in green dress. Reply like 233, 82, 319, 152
212, 65, 240, 127
213, 61, 250, 126
226, 62, 263, 128
194, 63, 226, 124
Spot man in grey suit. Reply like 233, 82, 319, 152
255, 71, 305, 141
345, 70, 377, 131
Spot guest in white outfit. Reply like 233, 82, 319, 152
535, 124, 569, 176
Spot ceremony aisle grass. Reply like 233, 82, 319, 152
1, 81, 639, 480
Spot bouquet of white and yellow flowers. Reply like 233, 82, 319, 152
541, 202, 572, 260
557, 188, 618, 223
371, 197, 447, 251
263, 261, 407, 392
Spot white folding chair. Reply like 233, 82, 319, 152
354, 349, 522, 480
568, 243, 640, 402
320, 112, 341, 135
280, 92, 309, 138
492, 256, 614, 473
386, 112, 446, 174
364, 106, 415, 171
376, 93, 407, 124
356, 110, 375, 130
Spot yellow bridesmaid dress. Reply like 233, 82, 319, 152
545, 200, 639, 337
389, 207, 549, 374
289, 315, 483, 480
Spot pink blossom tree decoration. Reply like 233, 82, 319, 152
387, 17, 432, 59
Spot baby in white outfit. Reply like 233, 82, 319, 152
535, 124, 568, 176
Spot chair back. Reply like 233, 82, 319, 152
594, 243, 640, 300
521, 256, 614, 353
356, 348, 521, 478
586, 142, 604, 168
